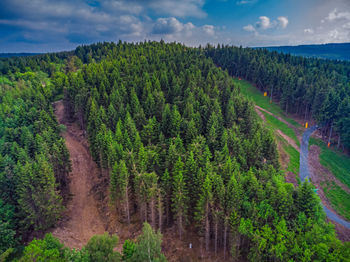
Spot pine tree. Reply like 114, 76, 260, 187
129, 223, 167, 262
172, 157, 188, 240
195, 174, 213, 252
211, 173, 225, 255
161, 169, 172, 226
111, 160, 130, 224
17, 155, 63, 231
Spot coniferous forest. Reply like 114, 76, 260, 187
1, 41, 350, 261
207, 45, 350, 148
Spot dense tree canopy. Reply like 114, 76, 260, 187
1, 41, 349, 261
64, 41, 349, 261
0, 66, 71, 255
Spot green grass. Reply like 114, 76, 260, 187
262, 111, 300, 147
322, 181, 350, 221
276, 135, 300, 176
310, 137, 350, 189
234, 78, 300, 127
284, 143, 300, 175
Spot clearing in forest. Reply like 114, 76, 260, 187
238, 78, 350, 239
51, 101, 105, 249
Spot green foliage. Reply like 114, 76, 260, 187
122, 240, 136, 261
17, 155, 63, 231
172, 157, 188, 239
19, 234, 65, 262
0, 67, 70, 249
64, 248, 90, 262
9, 41, 350, 262
84, 233, 121, 262
0, 248, 14, 262
128, 223, 167, 262
0, 200, 17, 254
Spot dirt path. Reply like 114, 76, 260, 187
255, 106, 300, 152
255, 105, 295, 129
276, 130, 300, 151
51, 101, 105, 249
254, 107, 266, 122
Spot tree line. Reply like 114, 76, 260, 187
8, 222, 165, 262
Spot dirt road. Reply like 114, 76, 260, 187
52, 101, 105, 249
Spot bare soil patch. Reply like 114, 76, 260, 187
51, 101, 106, 249
309, 145, 350, 195
276, 130, 300, 151
254, 107, 266, 122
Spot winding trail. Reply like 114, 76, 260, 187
300, 125, 350, 229
51, 101, 105, 249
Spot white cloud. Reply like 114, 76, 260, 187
236, 0, 257, 5
304, 28, 314, 34
277, 16, 288, 29
152, 17, 184, 34
256, 16, 272, 29
343, 22, 350, 29
148, 0, 206, 18
325, 8, 350, 22
245, 15, 288, 33
203, 25, 215, 36
149, 17, 217, 44
243, 24, 255, 32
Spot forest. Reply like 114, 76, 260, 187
207, 45, 350, 149
0, 41, 350, 261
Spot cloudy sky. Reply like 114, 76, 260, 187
0, 0, 350, 52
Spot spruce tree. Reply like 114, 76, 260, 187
172, 157, 188, 240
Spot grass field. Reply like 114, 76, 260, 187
322, 181, 350, 221
284, 142, 300, 175
233, 78, 300, 127
262, 111, 300, 147
310, 137, 350, 189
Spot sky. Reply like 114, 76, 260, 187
0, 0, 350, 52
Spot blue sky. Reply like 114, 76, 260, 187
0, 0, 349, 52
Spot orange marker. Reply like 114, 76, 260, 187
327, 142, 331, 148
264, 92, 267, 97
305, 122, 308, 129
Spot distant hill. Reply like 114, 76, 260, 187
0, 53, 41, 58
259, 43, 350, 61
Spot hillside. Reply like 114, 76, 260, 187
259, 42, 350, 61
1, 42, 350, 261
